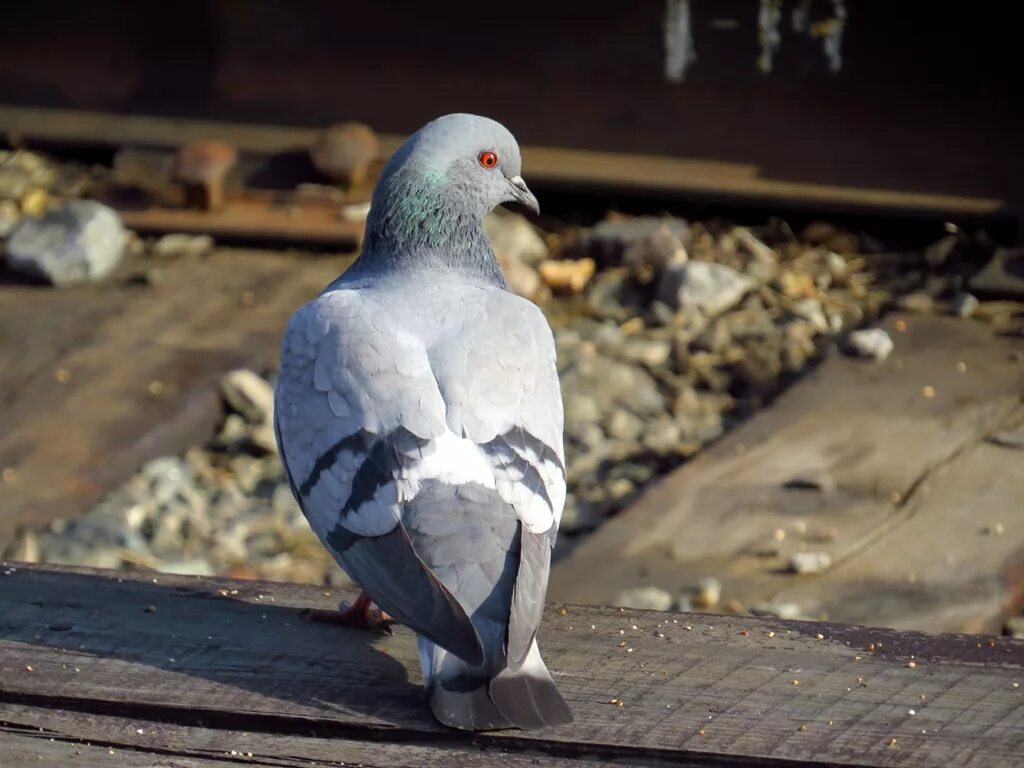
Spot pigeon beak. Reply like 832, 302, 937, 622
506, 175, 540, 215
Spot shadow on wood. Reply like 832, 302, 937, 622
2, 563, 1023, 767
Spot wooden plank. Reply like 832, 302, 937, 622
0, 105, 1005, 215
0, 248, 348, 541
2, 563, 1023, 767
1, 704, 623, 768
117, 199, 364, 247
551, 314, 1024, 635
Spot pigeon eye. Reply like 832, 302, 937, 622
478, 151, 499, 169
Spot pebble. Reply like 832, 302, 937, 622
951, 292, 980, 319
221, 369, 275, 425
898, 293, 935, 313
693, 577, 722, 608
538, 258, 596, 294
789, 552, 832, 574
658, 260, 755, 317
846, 328, 894, 362
151, 233, 214, 259
583, 216, 690, 265
613, 586, 674, 611
5, 200, 126, 286
485, 209, 550, 266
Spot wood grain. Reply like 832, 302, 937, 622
2, 563, 1022, 767
551, 314, 1024, 635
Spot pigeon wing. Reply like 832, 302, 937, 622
428, 290, 566, 668
275, 288, 483, 664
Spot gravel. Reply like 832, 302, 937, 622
1, 198, 907, 589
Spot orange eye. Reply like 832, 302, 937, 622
478, 150, 499, 169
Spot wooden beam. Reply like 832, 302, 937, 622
0, 104, 1005, 216
551, 313, 1024, 635
2, 563, 1022, 766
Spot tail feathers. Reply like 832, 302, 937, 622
489, 641, 573, 729
420, 638, 572, 731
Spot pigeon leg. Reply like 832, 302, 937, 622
303, 591, 393, 634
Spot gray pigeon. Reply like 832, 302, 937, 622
274, 114, 572, 730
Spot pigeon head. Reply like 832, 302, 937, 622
359, 114, 537, 282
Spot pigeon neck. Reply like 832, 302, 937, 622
355, 169, 508, 288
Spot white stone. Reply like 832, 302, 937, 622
789, 551, 832, 574
6, 200, 126, 286
221, 369, 275, 425
658, 260, 754, 317
613, 586, 674, 611
484, 209, 549, 266
847, 328, 894, 362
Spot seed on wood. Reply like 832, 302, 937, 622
798, 724, 808, 732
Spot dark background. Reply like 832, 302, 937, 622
0, 1, 1020, 205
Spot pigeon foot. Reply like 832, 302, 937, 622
303, 592, 393, 634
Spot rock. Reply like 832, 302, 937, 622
564, 394, 603, 430
750, 602, 808, 620
560, 354, 665, 419
789, 551, 832, 574
693, 577, 721, 608
1004, 617, 1024, 639
340, 201, 372, 222
484, 209, 549, 266
658, 260, 754, 317
221, 369, 275, 425
5, 200, 127, 286
791, 298, 828, 331
606, 408, 644, 442
969, 247, 1024, 299
160, 558, 216, 577
538, 258, 596, 294
951, 292, 979, 319
623, 224, 688, 272
582, 215, 690, 266
732, 227, 777, 266
846, 328, 894, 362
825, 251, 850, 283
0, 199, 19, 236
250, 422, 280, 455
802, 221, 859, 254
619, 337, 672, 367
613, 586, 674, 611
497, 249, 544, 301
777, 270, 817, 299
642, 416, 681, 454
214, 414, 249, 449
152, 233, 214, 259
898, 292, 936, 313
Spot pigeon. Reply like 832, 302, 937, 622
274, 114, 572, 731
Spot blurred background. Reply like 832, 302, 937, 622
1, 1, 1022, 639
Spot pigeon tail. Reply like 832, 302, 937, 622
419, 636, 572, 731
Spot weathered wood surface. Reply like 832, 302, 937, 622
0, 248, 348, 542
0, 105, 1005, 215
551, 313, 1024, 635
2, 563, 1023, 767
